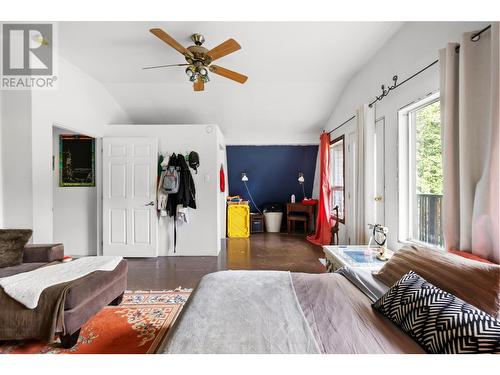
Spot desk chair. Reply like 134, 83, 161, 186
330, 206, 339, 245
287, 214, 308, 234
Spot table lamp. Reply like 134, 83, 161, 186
241, 172, 261, 213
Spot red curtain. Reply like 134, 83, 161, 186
307, 132, 332, 246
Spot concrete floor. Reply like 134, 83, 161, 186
126, 233, 326, 290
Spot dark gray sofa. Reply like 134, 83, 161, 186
0, 244, 128, 348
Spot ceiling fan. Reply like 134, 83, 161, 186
144, 28, 248, 91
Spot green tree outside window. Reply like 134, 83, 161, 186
415, 101, 443, 195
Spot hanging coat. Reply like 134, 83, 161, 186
177, 154, 196, 209
166, 153, 196, 217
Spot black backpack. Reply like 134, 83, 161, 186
188, 151, 200, 174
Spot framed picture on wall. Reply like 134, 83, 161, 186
59, 135, 95, 187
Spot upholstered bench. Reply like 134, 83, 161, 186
0, 244, 127, 348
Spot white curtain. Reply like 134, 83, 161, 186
439, 23, 499, 263
353, 104, 375, 244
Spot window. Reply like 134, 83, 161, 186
330, 135, 345, 223
398, 93, 444, 247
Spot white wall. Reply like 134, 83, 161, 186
30, 56, 129, 245
324, 21, 489, 250
103, 124, 223, 256
216, 127, 229, 241
52, 127, 98, 256
0, 90, 3, 227
1, 91, 34, 230
1, 56, 128, 249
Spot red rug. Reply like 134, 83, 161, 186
0, 289, 191, 354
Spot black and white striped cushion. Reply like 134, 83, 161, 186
373, 271, 500, 353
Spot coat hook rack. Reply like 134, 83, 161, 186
370, 75, 398, 107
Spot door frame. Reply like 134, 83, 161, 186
375, 116, 386, 225
96, 136, 103, 255
51, 122, 102, 256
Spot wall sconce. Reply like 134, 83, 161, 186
241, 172, 249, 182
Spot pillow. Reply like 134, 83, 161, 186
373, 245, 500, 318
373, 271, 500, 354
448, 249, 495, 264
0, 229, 33, 268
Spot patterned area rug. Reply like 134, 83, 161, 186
0, 289, 191, 354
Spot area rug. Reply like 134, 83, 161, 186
0, 288, 191, 354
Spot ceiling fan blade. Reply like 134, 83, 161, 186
142, 63, 190, 70
193, 77, 204, 91
209, 65, 248, 84
206, 39, 241, 61
149, 28, 193, 57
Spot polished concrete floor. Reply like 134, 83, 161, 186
126, 233, 326, 290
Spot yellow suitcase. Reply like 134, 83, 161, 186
227, 204, 250, 238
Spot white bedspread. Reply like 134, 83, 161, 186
160, 270, 321, 354
0, 256, 123, 309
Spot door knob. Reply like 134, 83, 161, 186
374, 196, 383, 202
144, 201, 155, 206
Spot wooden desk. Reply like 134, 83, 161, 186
286, 202, 317, 234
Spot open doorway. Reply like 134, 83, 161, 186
52, 125, 98, 256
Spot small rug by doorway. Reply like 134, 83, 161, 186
0, 288, 191, 354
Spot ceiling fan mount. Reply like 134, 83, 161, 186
145, 28, 248, 91
191, 33, 205, 46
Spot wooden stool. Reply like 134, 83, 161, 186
287, 215, 308, 234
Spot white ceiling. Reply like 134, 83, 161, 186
58, 22, 403, 143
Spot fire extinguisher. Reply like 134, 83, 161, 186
220, 164, 225, 192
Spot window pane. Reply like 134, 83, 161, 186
414, 101, 443, 247
330, 138, 344, 221
332, 144, 343, 187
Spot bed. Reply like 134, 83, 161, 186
159, 244, 500, 354
158, 268, 424, 354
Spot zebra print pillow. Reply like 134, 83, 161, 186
373, 271, 500, 354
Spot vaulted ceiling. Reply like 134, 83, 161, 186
58, 22, 402, 143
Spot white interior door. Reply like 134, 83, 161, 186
374, 118, 385, 224
102, 137, 158, 257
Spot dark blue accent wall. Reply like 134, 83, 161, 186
226, 145, 318, 213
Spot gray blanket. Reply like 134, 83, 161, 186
160, 269, 424, 354
160, 270, 320, 354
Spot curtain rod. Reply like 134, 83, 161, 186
368, 24, 491, 108
327, 115, 355, 135
325, 24, 492, 135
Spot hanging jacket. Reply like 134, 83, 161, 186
177, 154, 196, 210
166, 153, 196, 217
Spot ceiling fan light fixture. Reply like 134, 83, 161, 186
147, 28, 248, 91
198, 66, 208, 76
